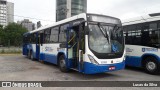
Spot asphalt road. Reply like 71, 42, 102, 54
0, 55, 159, 90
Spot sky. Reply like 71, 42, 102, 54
7, 0, 160, 26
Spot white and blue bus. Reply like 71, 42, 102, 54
23, 13, 125, 74
123, 13, 160, 74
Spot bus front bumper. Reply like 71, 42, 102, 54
83, 61, 125, 74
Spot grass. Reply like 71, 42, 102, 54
0, 47, 22, 54
0, 51, 22, 54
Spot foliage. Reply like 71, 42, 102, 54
0, 23, 28, 46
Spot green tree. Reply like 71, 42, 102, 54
0, 25, 4, 45
3, 23, 28, 46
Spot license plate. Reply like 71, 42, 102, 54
109, 66, 115, 70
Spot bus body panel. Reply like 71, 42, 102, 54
85, 36, 125, 65
40, 43, 62, 64
123, 14, 160, 71
80, 36, 125, 74
82, 61, 125, 74
123, 14, 160, 26
125, 56, 142, 67
126, 45, 160, 67
23, 13, 125, 74
23, 44, 28, 55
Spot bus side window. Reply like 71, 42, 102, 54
158, 23, 160, 44
30, 34, 34, 44
40, 33, 43, 45
136, 24, 142, 45
44, 29, 51, 43
149, 23, 158, 47
50, 27, 59, 43
59, 24, 69, 43
59, 28, 66, 43
141, 23, 150, 46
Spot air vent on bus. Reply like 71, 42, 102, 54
149, 13, 160, 17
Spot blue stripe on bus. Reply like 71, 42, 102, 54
125, 56, 142, 67
40, 53, 44, 60
36, 45, 40, 59
39, 53, 125, 74
83, 61, 125, 74
142, 53, 160, 62
126, 54, 160, 68
40, 53, 58, 64
23, 44, 28, 55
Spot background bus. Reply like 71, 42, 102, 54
123, 13, 160, 74
23, 13, 125, 74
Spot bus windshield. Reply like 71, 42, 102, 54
88, 23, 124, 54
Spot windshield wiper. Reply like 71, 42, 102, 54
98, 23, 106, 37
113, 25, 121, 32
104, 29, 110, 44
98, 23, 110, 44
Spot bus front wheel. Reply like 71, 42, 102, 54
144, 57, 160, 75
58, 55, 69, 72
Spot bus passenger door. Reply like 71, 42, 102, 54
68, 28, 78, 69
78, 24, 85, 72
68, 23, 85, 71
36, 33, 40, 60
39, 32, 44, 60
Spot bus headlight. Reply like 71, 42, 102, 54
88, 54, 99, 65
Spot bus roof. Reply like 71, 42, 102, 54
30, 13, 87, 34
29, 13, 121, 34
122, 13, 160, 26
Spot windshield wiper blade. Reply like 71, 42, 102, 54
98, 23, 106, 37
105, 29, 110, 44
113, 25, 120, 31
98, 23, 110, 43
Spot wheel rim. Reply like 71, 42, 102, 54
60, 59, 66, 69
146, 61, 156, 71
31, 52, 33, 59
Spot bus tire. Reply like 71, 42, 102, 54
58, 55, 69, 72
30, 51, 34, 60
27, 50, 31, 59
143, 57, 160, 75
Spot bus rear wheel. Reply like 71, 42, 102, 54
28, 50, 34, 60
27, 50, 31, 59
58, 55, 69, 72
144, 57, 160, 75
30, 51, 34, 60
